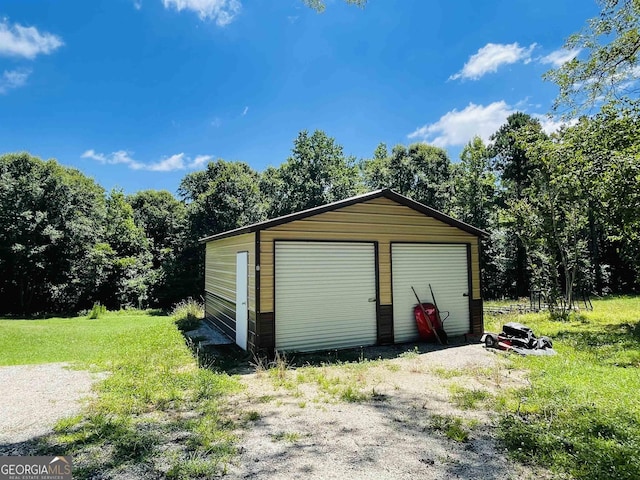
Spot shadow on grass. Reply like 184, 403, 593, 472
553, 320, 640, 366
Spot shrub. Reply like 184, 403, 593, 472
172, 298, 204, 332
87, 302, 107, 319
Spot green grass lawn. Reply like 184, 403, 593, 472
0, 309, 241, 479
486, 296, 640, 480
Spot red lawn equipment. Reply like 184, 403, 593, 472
411, 286, 448, 345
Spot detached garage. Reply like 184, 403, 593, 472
200, 189, 486, 355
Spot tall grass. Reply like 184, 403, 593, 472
488, 296, 640, 480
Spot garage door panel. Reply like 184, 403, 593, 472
275, 242, 377, 352
392, 244, 470, 342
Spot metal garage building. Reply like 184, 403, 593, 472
200, 189, 486, 355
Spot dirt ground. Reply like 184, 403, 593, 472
224, 342, 548, 480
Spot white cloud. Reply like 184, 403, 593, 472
0, 20, 63, 59
82, 150, 212, 172
211, 117, 222, 127
450, 42, 536, 81
242, 105, 248, 116
533, 114, 578, 134
133, 0, 143, 10
408, 101, 516, 147
0, 69, 30, 94
145, 153, 186, 171
190, 154, 212, 168
540, 48, 581, 67
82, 149, 145, 169
162, 0, 241, 26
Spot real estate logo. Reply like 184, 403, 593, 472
0, 456, 72, 480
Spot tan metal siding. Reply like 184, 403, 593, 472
260, 197, 480, 312
392, 244, 471, 340
205, 232, 256, 312
275, 242, 377, 352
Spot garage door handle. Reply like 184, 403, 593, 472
462, 293, 469, 297
368, 298, 377, 303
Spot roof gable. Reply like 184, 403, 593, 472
199, 189, 487, 243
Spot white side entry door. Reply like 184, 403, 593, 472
235, 251, 248, 350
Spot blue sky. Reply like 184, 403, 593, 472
0, 0, 598, 194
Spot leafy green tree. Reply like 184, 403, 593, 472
450, 137, 504, 298
554, 103, 640, 292
179, 159, 265, 298
490, 113, 547, 298
102, 190, 152, 309
0, 152, 106, 313
262, 130, 361, 218
129, 190, 188, 307
362, 142, 452, 211
546, 0, 640, 115
514, 126, 591, 315
451, 136, 495, 230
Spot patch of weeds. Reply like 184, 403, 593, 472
340, 384, 370, 403
384, 362, 401, 372
245, 411, 260, 421
112, 424, 159, 461
166, 453, 221, 480
399, 346, 420, 359
172, 298, 203, 332
431, 367, 466, 379
450, 385, 493, 409
266, 351, 295, 388
271, 431, 302, 443
297, 401, 307, 408
87, 302, 107, 319
256, 395, 274, 403
53, 414, 84, 433
430, 414, 470, 442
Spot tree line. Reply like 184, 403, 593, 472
3, 0, 640, 315
1, 105, 639, 315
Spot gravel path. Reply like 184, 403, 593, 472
226, 343, 548, 480
0, 363, 98, 447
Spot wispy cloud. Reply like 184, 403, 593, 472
81, 150, 212, 172
242, 106, 248, 116
190, 154, 213, 168
0, 69, 30, 94
450, 42, 536, 81
0, 20, 63, 59
408, 101, 516, 147
211, 117, 222, 127
133, 0, 143, 10
540, 48, 581, 67
162, 0, 241, 26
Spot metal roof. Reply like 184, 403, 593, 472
199, 188, 488, 243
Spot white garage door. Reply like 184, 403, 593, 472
392, 244, 470, 342
275, 241, 377, 352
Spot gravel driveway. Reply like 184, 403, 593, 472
0, 363, 98, 451
226, 343, 548, 480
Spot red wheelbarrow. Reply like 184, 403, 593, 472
411, 285, 449, 345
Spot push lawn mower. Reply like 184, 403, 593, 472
481, 322, 556, 356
